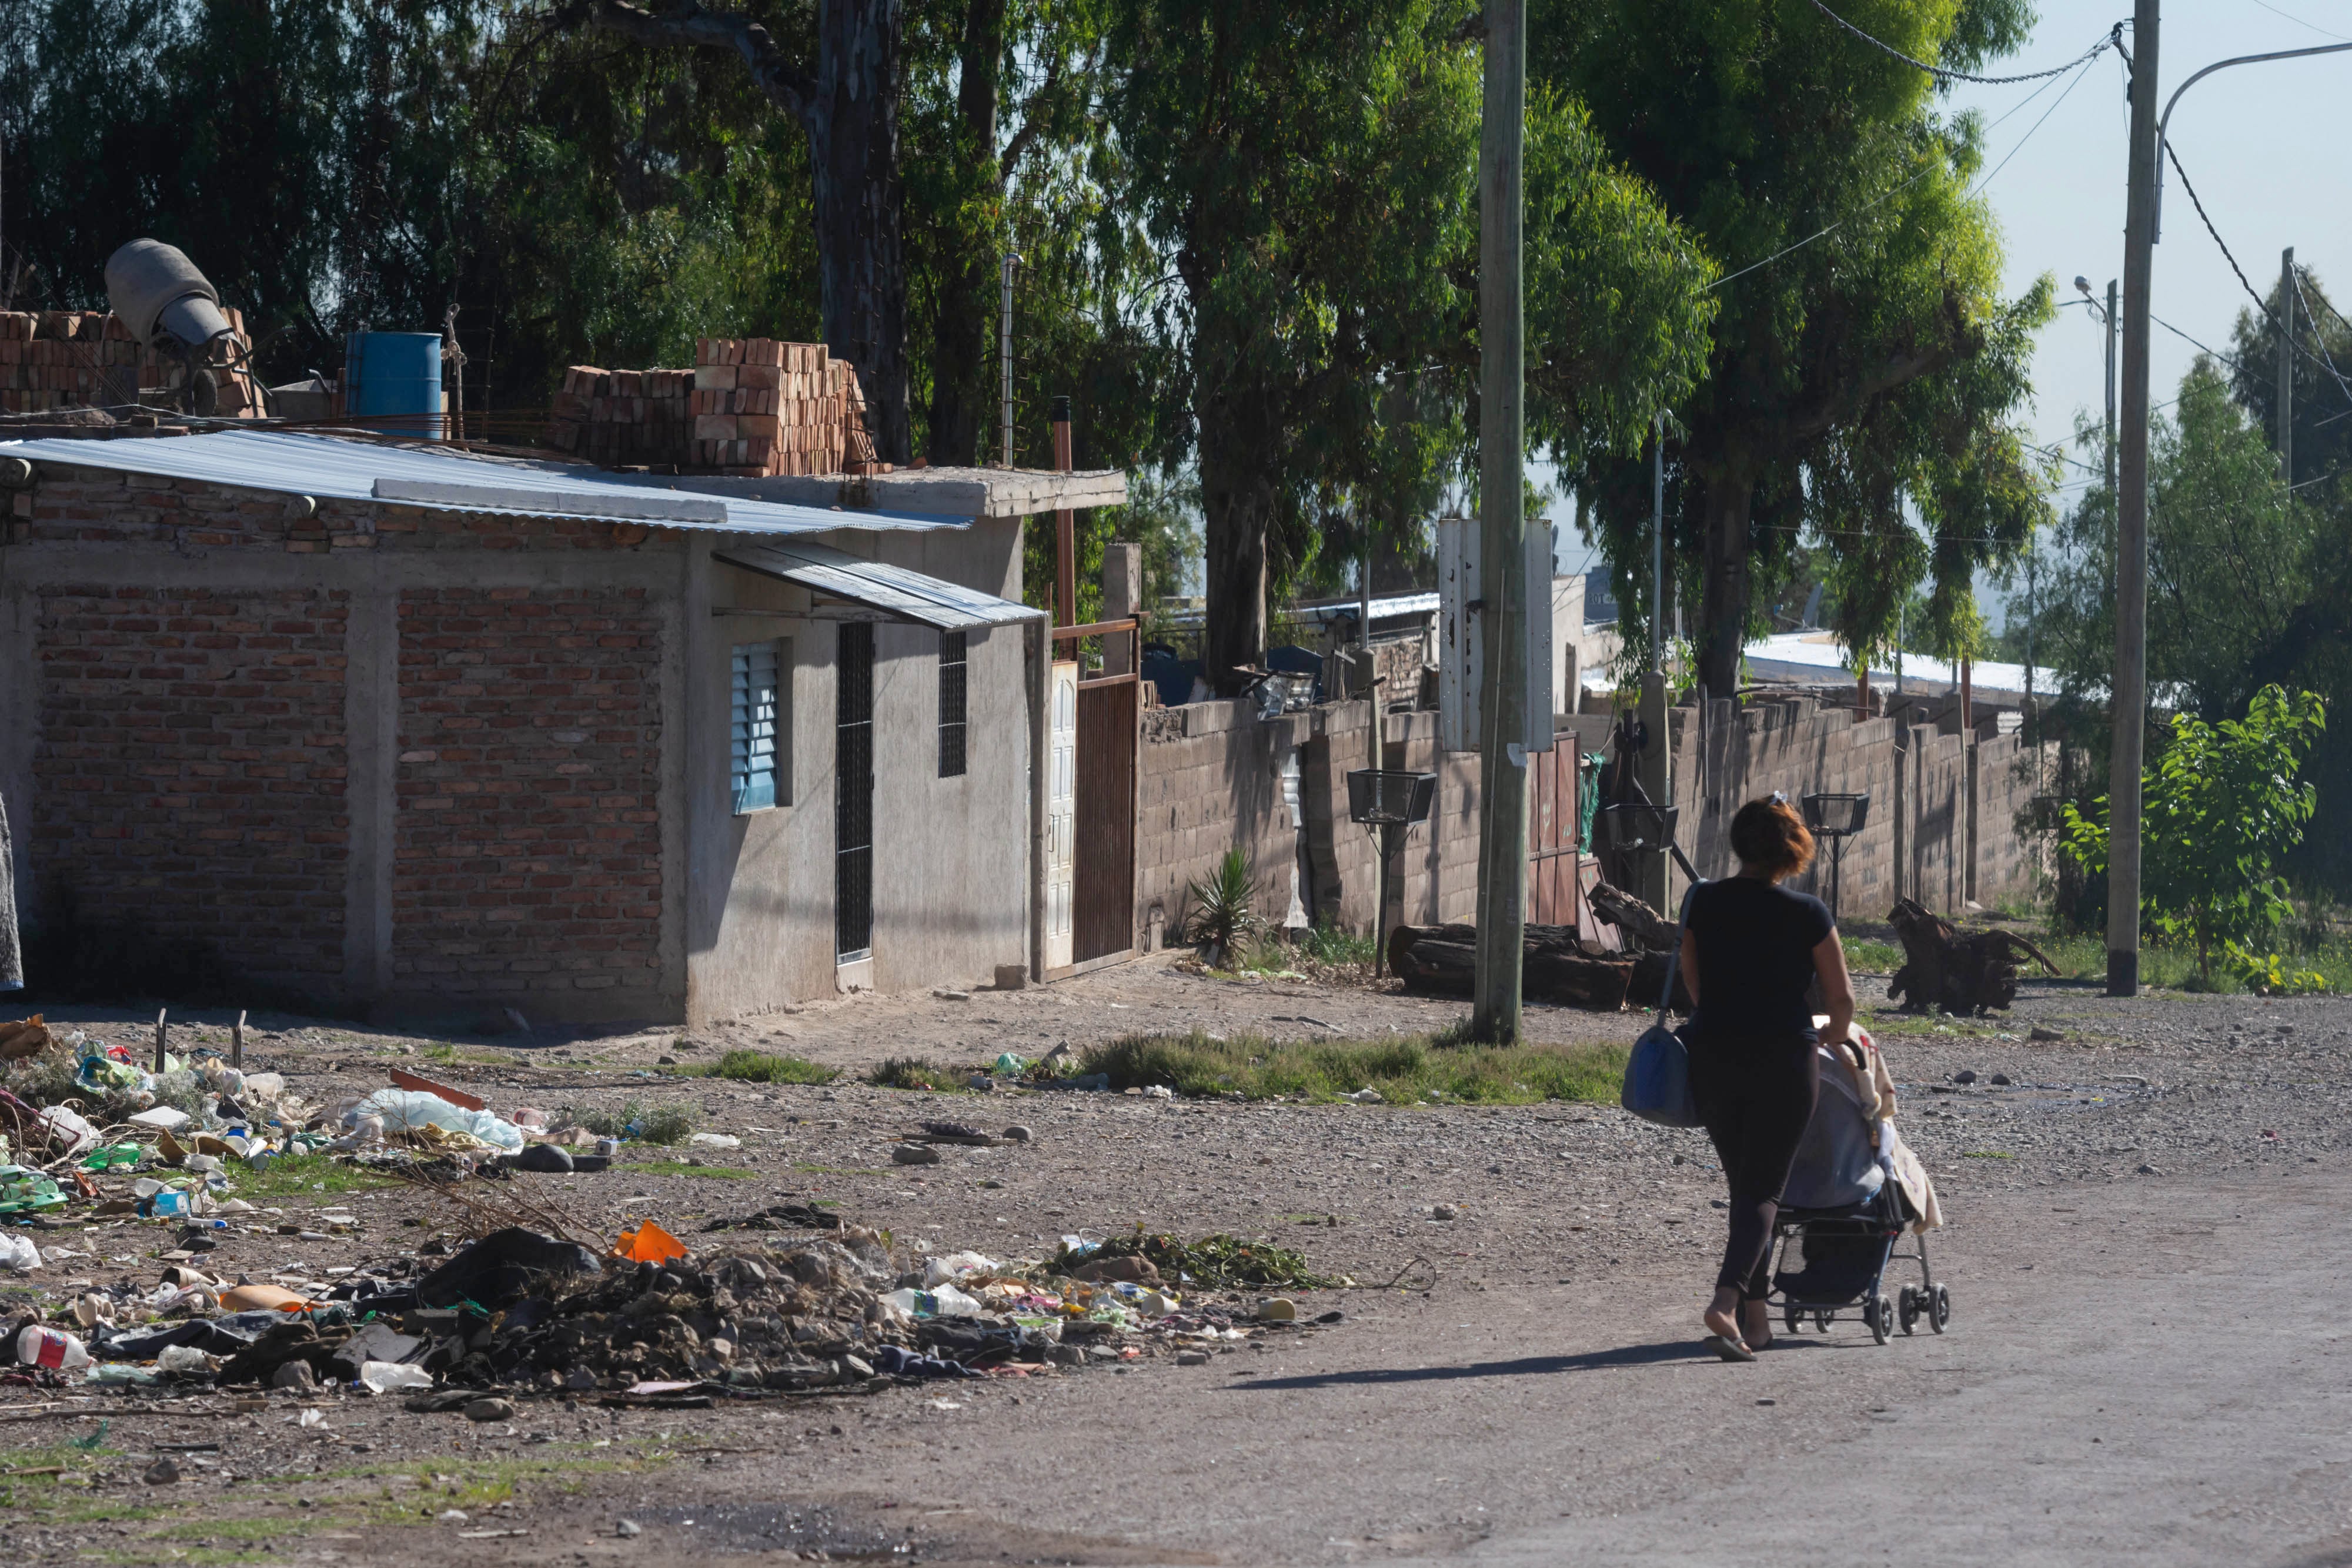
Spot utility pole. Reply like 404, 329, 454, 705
2278, 246, 2295, 485
1638, 415, 1669, 912
1471, 0, 1528, 1045
2104, 278, 2119, 499
2109, 0, 2160, 998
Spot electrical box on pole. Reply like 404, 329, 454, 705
1437, 513, 1553, 757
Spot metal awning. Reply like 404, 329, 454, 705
714, 539, 1039, 632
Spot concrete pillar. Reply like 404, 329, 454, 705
1102, 541, 1141, 676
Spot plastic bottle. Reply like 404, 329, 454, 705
15, 1325, 92, 1371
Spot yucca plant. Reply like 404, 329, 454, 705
1185, 849, 1259, 968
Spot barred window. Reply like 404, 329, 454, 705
730, 641, 783, 813
938, 630, 968, 778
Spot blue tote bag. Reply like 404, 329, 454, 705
1620, 882, 1702, 1128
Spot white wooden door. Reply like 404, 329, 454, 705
1046, 660, 1078, 970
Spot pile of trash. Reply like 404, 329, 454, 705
3, 1215, 1338, 1396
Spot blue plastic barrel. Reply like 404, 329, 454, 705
344, 331, 443, 437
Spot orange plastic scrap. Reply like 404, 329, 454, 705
613, 1221, 687, 1265
220, 1283, 316, 1313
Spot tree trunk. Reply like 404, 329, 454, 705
581, 0, 916, 464
1698, 467, 1752, 702
810, 0, 911, 465
921, 0, 1005, 468
1197, 395, 1274, 695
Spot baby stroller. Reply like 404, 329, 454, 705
1766, 1042, 1952, 1345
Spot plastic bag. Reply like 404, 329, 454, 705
0, 1233, 42, 1273
351, 1089, 524, 1152
358, 1360, 434, 1393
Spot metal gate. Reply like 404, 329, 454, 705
835, 623, 876, 961
1528, 741, 1610, 944
1074, 677, 1139, 964
1045, 660, 1078, 971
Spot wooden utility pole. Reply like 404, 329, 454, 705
1471, 0, 1528, 1045
2109, 0, 2160, 997
2278, 246, 2295, 485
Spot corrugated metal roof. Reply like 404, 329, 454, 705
714, 540, 1039, 633
0, 428, 972, 534
1154, 590, 1439, 630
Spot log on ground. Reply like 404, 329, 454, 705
1387, 924, 1633, 1011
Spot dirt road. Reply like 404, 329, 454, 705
2, 971, 2346, 1566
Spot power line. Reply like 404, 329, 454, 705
1805, 0, 2122, 86
2246, 0, 2351, 42
2290, 265, 2352, 407
2163, 140, 2352, 412
1968, 55, 2101, 196
1708, 46, 2093, 293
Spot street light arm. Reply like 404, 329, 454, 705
2155, 41, 2352, 241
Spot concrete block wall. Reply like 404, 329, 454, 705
1665, 697, 2052, 921
1133, 700, 1312, 949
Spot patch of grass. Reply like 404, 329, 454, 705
616, 1161, 757, 1180
704, 1049, 840, 1085
566, 1098, 699, 1145
870, 1055, 961, 1091
152, 1517, 316, 1542
227, 1152, 400, 1203
1298, 920, 1378, 967
40, 1502, 172, 1524
1844, 938, 1903, 973
1077, 1029, 1625, 1105
1060, 1229, 1345, 1289
1963, 1149, 2016, 1159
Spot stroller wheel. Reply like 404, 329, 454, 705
1813, 1308, 1833, 1333
1929, 1283, 1951, 1333
1784, 1301, 1802, 1335
1898, 1285, 1920, 1335
1869, 1294, 1893, 1345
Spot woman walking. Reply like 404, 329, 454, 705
1677, 795, 1857, 1360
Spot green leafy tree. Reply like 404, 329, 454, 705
1102, 0, 1715, 691
2057, 685, 2327, 983
1545, 0, 2053, 699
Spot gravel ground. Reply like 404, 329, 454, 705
1, 965, 2346, 1566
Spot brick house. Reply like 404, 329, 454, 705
0, 428, 1121, 1025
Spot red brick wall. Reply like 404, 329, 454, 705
31, 584, 350, 987
392, 587, 665, 1004
19, 465, 659, 554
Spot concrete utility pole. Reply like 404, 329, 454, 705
1639, 416, 1670, 912
1471, 0, 1528, 1044
2117, 278, 2136, 500
2109, 0, 2160, 998
2278, 247, 2295, 485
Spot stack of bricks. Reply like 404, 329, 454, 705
544, 366, 695, 464
690, 336, 882, 476
542, 337, 884, 476
0, 309, 264, 416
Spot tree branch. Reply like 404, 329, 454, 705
563, 0, 820, 130
1000, 47, 1073, 182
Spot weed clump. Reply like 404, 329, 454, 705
707, 1050, 840, 1085
1077, 1029, 1622, 1105
566, 1099, 699, 1145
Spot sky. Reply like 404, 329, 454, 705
1553, 1, 2352, 625
1947, 0, 2352, 527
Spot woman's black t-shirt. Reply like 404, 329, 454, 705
1684, 877, 1835, 1041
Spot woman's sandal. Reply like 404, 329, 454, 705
1701, 1333, 1756, 1363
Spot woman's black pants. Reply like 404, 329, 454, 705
1690, 1038, 1820, 1299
